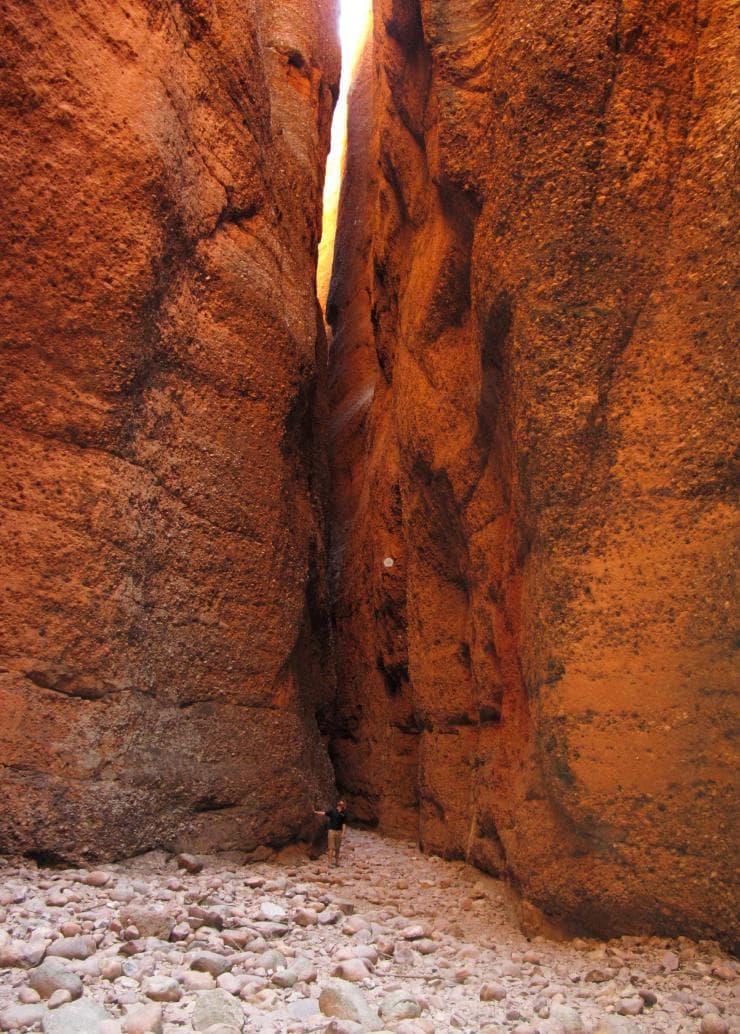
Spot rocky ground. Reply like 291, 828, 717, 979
0, 831, 736, 1034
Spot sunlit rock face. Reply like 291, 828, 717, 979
0, 0, 340, 860
327, 0, 738, 945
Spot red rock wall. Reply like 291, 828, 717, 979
327, 0, 738, 944
0, 0, 339, 860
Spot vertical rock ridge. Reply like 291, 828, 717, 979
327, 0, 738, 945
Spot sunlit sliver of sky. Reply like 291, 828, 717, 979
317, 0, 372, 313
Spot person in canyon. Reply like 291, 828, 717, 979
313, 799, 348, 867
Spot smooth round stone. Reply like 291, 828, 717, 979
617, 996, 644, 1016
549, 1004, 585, 1033
182, 969, 217, 991
259, 901, 287, 921
18, 987, 42, 1004
84, 872, 112, 887
100, 958, 124, 981
191, 951, 233, 977
379, 990, 422, 1021
334, 945, 378, 965
121, 1002, 164, 1034
701, 1017, 730, 1034
331, 958, 372, 982
480, 982, 507, 1002
592, 1018, 640, 1034
46, 936, 97, 961
28, 958, 83, 1000
256, 949, 285, 972
142, 976, 182, 1002
41, 998, 112, 1033
1, 1003, 46, 1031
294, 909, 318, 927
192, 989, 245, 1032
48, 989, 72, 1009
319, 979, 382, 1029
99, 1022, 123, 1034
400, 925, 426, 940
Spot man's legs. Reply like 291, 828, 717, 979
327, 829, 339, 867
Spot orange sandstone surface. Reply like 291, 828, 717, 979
0, 0, 340, 859
326, 0, 738, 945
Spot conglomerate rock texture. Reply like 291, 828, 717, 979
326, 0, 738, 946
0, 0, 339, 860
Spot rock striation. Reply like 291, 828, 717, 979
326, 0, 738, 945
0, 0, 340, 859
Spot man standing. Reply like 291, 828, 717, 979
313, 800, 347, 867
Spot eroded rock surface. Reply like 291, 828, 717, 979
0, 0, 340, 859
327, 0, 738, 945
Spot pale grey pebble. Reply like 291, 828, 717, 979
18, 986, 42, 1004
393, 1022, 434, 1034
480, 981, 507, 1001
617, 995, 644, 1016
142, 975, 182, 1001
120, 1002, 163, 1034
192, 989, 245, 1031
45, 935, 98, 960
548, 1003, 585, 1033
47, 988, 73, 1009
319, 978, 384, 1030
0, 1002, 46, 1031
42, 997, 112, 1033
190, 950, 234, 976
332, 957, 373, 982
592, 1016, 641, 1034
379, 988, 422, 1021
28, 957, 84, 1000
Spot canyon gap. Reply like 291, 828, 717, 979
0, 0, 736, 950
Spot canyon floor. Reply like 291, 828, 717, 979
0, 830, 736, 1034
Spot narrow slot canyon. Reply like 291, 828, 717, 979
0, 6, 737, 1027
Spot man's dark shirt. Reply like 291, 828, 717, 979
326, 808, 347, 831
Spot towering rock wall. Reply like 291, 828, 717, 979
0, 0, 339, 860
327, 0, 738, 944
